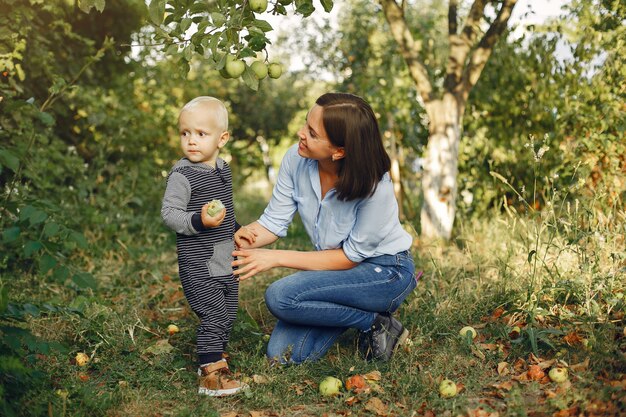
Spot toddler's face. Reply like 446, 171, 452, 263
178, 103, 228, 167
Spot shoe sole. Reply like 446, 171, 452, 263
198, 385, 246, 396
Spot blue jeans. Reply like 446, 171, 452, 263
264, 250, 416, 364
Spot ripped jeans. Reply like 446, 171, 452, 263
264, 250, 416, 364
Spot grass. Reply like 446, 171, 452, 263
3, 188, 625, 417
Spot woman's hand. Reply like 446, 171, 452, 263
232, 249, 278, 280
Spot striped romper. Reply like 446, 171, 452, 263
161, 157, 239, 365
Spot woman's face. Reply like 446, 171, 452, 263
296, 105, 342, 162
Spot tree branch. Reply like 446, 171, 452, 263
443, 0, 487, 95
379, 0, 434, 103
448, 0, 458, 36
461, 0, 518, 98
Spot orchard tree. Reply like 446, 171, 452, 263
138, 0, 520, 239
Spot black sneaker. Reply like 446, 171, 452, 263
358, 314, 408, 361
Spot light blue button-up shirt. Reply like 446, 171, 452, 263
258, 144, 413, 263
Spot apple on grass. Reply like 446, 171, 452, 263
319, 376, 342, 397
75, 352, 89, 367
548, 367, 568, 383
439, 379, 457, 398
459, 326, 477, 339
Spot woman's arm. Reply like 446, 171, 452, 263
232, 247, 358, 280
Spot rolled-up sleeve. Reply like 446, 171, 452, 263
258, 146, 299, 237
342, 177, 403, 262
161, 172, 198, 235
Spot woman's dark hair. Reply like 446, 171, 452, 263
316, 92, 391, 201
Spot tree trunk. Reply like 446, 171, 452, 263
420, 93, 464, 240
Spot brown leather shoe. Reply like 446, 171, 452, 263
198, 360, 248, 396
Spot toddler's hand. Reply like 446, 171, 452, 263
235, 226, 257, 248
201, 203, 226, 228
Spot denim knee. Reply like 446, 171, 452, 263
264, 279, 293, 320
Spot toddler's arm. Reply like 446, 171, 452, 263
161, 172, 199, 235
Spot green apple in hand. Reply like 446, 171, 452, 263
206, 200, 225, 216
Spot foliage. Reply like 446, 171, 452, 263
460, 0, 626, 217
145, 0, 334, 90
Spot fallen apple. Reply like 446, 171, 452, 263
167, 324, 180, 335
319, 376, 342, 397
459, 326, 477, 339
206, 199, 225, 216
439, 379, 457, 398
548, 367, 568, 383
75, 352, 89, 367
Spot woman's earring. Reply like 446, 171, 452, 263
331, 155, 337, 162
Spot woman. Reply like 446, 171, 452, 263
233, 92, 417, 364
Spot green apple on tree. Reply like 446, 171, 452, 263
249, 0, 268, 13
319, 376, 342, 397
267, 62, 282, 79
250, 61, 268, 80
225, 55, 246, 78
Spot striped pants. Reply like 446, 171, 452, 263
178, 258, 239, 359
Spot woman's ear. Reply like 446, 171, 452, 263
218, 131, 230, 148
332, 147, 345, 162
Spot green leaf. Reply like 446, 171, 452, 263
39, 254, 57, 274
29, 209, 48, 226
143, 339, 174, 355
19, 205, 36, 223
527, 250, 537, 264
52, 265, 70, 283
72, 272, 97, 290
0, 285, 8, 313
253, 19, 273, 32
211, 12, 226, 27
197, 21, 210, 34
148, 0, 166, 25
242, 66, 259, 91
2, 226, 20, 243
43, 222, 60, 237
22, 303, 40, 317
320, 0, 333, 12
38, 111, 55, 126
180, 17, 192, 33
183, 44, 193, 61
0, 149, 20, 172
24, 240, 43, 257
69, 231, 88, 249
94, 0, 105, 12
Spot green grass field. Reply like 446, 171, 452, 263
4, 191, 625, 417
